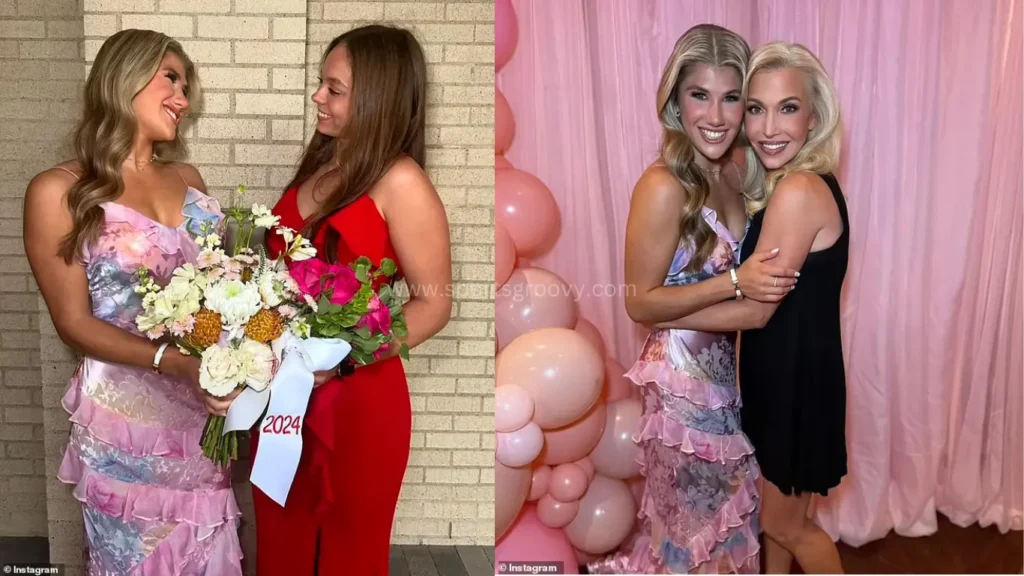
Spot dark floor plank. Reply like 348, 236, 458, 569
0, 537, 49, 564
429, 546, 468, 576
404, 545, 441, 576
389, 546, 411, 576
456, 546, 493, 576
481, 545, 495, 565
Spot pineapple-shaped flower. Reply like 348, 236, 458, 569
185, 308, 223, 349
244, 308, 286, 344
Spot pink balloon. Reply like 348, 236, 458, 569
528, 464, 551, 502
564, 475, 637, 555
496, 267, 578, 350
494, 0, 518, 73
574, 318, 607, 359
603, 357, 633, 402
496, 422, 544, 468
536, 494, 580, 528
541, 402, 606, 465
496, 154, 514, 170
549, 463, 589, 503
495, 383, 533, 433
495, 222, 516, 288
574, 457, 596, 483
495, 168, 560, 258
495, 504, 579, 573
495, 460, 531, 540
589, 398, 643, 479
496, 88, 515, 154
496, 328, 603, 429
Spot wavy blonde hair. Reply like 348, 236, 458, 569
657, 24, 750, 273
58, 29, 199, 263
742, 42, 841, 214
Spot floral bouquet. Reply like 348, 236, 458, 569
133, 199, 318, 467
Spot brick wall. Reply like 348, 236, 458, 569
0, 0, 83, 543
2, 0, 493, 572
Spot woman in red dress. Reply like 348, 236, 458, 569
257, 25, 452, 575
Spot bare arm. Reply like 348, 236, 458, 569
624, 165, 797, 327
657, 172, 828, 332
379, 158, 453, 354
23, 169, 232, 414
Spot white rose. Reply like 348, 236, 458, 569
238, 339, 275, 391
204, 279, 262, 328
199, 346, 243, 397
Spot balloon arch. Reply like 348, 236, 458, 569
494, 0, 644, 570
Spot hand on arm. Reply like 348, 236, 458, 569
657, 173, 824, 332
23, 169, 235, 415
624, 166, 798, 328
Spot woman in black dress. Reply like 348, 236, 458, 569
666, 42, 848, 573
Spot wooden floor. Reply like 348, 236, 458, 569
390, 545, 494, 576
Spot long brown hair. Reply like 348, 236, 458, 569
290, 25, 427, 261
656, 24, 750, 273
58, 29, 199, 263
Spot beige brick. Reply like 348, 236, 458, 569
425, 467, 478, 484
197, 92, 231, 114
121, 14, 194, 38
158, 0, 231, 13
235, 93, 304, 115
235, 0, 305, 14
198, 118, 266, 140
393, 519, 448, 537
234, 144, 302, 165
451, 520, 492, 538
272, 17, 305, 40
198, 16, 269, 40
412, 414, 451, 431
0, 41, 17, 59
403, 467, 423, 483
180, 40, 232, 64
321, 2, 384, 21
422, 501, 477, 519
452, 450, 492, 467
408, 450, 452, 467
0, 21, 47, 38
19, 40, 78, 60
410, 24, 475, 43
426, 396, 481, 413
384, 3, 444, 20
445, 45, 492, 64
453, 415, 491, 431
446, 3, 492, 21
198, 67, 267, 90
187, 143, 230, 164
425, 432, 478, 449
234, 41, 304, 65
84, 0, 154, 10
271, 119, 304, 141
272, 67, 304, 90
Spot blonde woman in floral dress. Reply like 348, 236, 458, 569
589, 25, 798, 574
23, 30, 243, 574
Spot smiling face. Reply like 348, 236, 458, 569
744, 66, 818, 169
311, 44, 353, 137
676, 63, 745, 162
132, 52, 189, 143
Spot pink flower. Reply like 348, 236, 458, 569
357, 294, 392, 335
171, 316, 196, 338
323, 264, 361, 305
288, 259, 331, 296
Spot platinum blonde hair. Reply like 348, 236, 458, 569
742, 42, 842, 214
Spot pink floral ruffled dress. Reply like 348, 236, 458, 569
57, 186, 244, 575
589, 207, 760, 574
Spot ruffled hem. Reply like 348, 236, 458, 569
627, 360, 739, 410
633, 411, 755, 463
136, 515, 244, 576
637, 464, 760, 572
62, 375, 205, 459
58, 449, 241, 530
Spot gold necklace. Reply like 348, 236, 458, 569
125, 154, 156, 168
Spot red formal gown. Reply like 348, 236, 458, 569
257, 187, 412, 575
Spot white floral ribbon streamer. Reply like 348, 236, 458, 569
223, 334, 352, 506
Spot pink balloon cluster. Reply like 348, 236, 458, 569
493, 4, 644, 568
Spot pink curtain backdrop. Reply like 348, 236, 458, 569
497, 0, 1022, 545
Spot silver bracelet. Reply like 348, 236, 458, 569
729, 268, 743, 299
152, 343, 169, 373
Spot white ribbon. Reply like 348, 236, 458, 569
224, 334, 352, 506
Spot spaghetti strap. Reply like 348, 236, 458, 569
171, 165, 190, 187
54, 166, 79, 179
